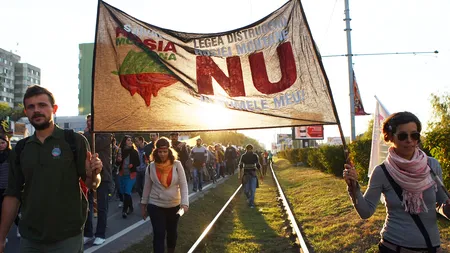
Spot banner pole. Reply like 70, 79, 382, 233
91, 0, 101, 134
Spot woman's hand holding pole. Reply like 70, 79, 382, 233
343, 164, 358, 205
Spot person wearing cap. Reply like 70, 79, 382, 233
141, 137, 189, 253
190, 138, 208, 192
169, 132, 190, 182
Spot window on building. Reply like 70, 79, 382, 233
36, 72, 39, 76
3, 60, 6, 64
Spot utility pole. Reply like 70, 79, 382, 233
344, 0, 356, 142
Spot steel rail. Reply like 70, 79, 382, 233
270, 163, 309, 253
187, 184, 243, 253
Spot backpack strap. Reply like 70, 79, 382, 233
13, 137, 30, 198
380, 163, 435, 252
63, 129, 77, 162
14, 137, 30, 166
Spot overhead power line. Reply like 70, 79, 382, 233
322, 50, 439, 58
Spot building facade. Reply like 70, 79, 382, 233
78, 43, 94, 115
14, 63, 41, 107
55, 115, 88, 133
0, 48, 41, 108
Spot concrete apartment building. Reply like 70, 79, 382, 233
0, 48, 41, 108
78, 43, 94, 115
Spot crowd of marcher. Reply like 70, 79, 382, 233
4, 84, 446, 253
0, 85, 274, 252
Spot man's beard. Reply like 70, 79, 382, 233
31, 115, 52, 130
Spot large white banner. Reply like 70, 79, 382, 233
92, 0, 339, 132
368, 96, 390, 177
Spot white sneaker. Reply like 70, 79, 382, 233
118, 202, 123, 208
16, 227, 21, 238
83, 236, 94, 244
93, 237, 106, 245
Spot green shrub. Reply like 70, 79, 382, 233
349, 139, 371, 183
307, 148, 325, 171
423, 127, 450, 189
318, 145, 345, 176
276, 141, 369, 181
298, 148, 310, 165
277, 150, 287, 159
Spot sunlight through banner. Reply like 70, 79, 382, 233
92, 0, 339, 132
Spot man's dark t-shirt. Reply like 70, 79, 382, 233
171, 140, 189, 167
143, 141, 155, 161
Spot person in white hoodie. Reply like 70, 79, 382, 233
140, 137, 189, 253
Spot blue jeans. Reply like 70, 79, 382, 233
215, 162, 222, 178
244, 176, 257, 206
147, 204, 180, 253
84, 181, 110, 239
192, 167, 203, 191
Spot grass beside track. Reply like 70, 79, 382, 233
273, 158, 450, 253
202, 169, 297, 253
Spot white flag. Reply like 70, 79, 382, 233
368, 96, 390, 177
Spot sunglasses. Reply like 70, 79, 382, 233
394, 132, 420, 141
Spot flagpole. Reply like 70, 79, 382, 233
374, 95, 390, 115
344, 0, 356, 142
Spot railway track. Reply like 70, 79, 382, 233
187, 163, 310, 253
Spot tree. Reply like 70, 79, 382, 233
185, 131, 264, 150
0, 102, 12, 120
10, 104, 26, 121
422, 93, 450, 187
357, 118, 373, 141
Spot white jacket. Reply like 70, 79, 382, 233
141, 160, 189, 208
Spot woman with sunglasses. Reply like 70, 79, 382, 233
140, 137, 189, 253
343, 111, 448, 252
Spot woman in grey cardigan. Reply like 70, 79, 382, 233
343, 112, 448, 252
140, 137, 189, 253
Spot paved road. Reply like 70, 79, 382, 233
4, 176, 229, 253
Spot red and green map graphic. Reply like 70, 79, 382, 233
113, 50, 178, 106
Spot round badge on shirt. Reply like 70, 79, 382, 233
52, 147, 62, 157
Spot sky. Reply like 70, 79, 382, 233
3, 0, 449, 148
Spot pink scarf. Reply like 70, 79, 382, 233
385, 147, 436, 214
